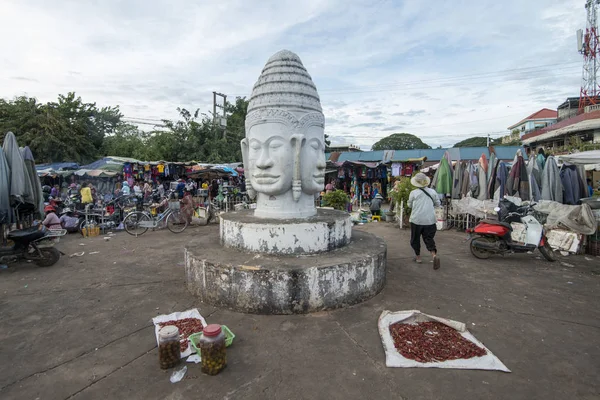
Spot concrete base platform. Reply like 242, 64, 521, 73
185, 230, 387, 314
220, 209, 352, 255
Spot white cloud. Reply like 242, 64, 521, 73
0, 0, 587, 150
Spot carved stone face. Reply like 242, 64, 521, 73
301, 124, 326, 194
247, 122, 294, 196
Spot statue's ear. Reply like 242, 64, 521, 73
240, 138, 256, 200
290, 134, 305, 202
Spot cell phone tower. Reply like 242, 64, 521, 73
578, 0, 600, 112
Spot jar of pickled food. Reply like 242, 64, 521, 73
158, 325, 181, 369
199, 324, 227, 375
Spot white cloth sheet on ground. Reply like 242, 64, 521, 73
378, 310, 510, 372
152, 308, 207, 358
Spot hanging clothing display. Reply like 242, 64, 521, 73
391, 163, 401, 177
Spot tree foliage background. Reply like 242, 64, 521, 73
371, 133, 431, 151
453, 136, 490, 147
0, 92, 249, 164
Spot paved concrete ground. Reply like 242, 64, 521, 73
1, 222, 599, 400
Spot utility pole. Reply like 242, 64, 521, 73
213, 91, 227, 139
487, 133, 490, 147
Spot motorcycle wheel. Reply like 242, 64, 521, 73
538, 240, 557, 262
35, 247, 61, 267
469, 237, 494, 259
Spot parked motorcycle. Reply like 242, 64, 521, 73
0, 225, 65, 267
467, 199, 557, 262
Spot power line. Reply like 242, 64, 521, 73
123, 116, 164, 122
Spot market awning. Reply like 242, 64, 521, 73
387, 156, 427, 163
559, 150, 600, 165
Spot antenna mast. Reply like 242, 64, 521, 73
579, 0, 600, 112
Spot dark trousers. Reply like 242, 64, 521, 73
371, 210, 381, 216
410, 223, 437, 256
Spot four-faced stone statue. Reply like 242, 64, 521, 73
242, 50, 326, 219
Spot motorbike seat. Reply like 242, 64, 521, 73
480, 219, 512, 230
8, 226, 46, 241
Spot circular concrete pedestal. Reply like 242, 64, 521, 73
185, 230, 386, 314
220, 209, 352, 255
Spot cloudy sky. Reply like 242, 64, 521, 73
0, 0, 585, 149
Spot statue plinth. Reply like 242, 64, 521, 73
220, 209, 351, 255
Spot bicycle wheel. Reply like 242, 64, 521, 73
123, 212, 151, 236
166, 210, 188, 233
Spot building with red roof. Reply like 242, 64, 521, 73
507, 108, 558, 134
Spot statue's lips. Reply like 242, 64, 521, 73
313, 174, 325, 183
254, 174, 280, 184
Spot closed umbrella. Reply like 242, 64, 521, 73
541, 156, 563, 203
2, 131, 33, 206
451, 160, 464, 199
487, 152, 496, 182
435, 156, 452, 195
477, 155, 488, 200
21, 146, 44, 218
0, 148, 10, 224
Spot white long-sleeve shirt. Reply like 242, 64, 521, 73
408, 188, 441, 226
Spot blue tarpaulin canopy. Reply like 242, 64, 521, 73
35, 162, 80, 171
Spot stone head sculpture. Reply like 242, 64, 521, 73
242, 50, 326, 219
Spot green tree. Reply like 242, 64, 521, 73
371, 133, 431, 151
0, 92, 122, 163
453, 137, 489, 147
101, 124, 146, 158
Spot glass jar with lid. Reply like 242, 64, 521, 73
199, 324, 227, 375
158, 325, 181, 369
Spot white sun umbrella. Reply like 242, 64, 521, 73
2, 131, 34, 208
21, 146, 45, 219
0, 147, 10, 224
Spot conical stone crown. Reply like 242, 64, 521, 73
247, 49, 322, 114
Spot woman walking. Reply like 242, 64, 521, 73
408, 173, 441, 270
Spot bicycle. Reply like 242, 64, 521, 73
122, 202, 188, 236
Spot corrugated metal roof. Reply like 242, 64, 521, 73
459, 146, 524, 161
522, 110, 600, 140
333, 146, 525, 164
337, 152, 363, 162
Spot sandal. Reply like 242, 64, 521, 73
433, 255, 441, 270
413, 257, 422, 264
